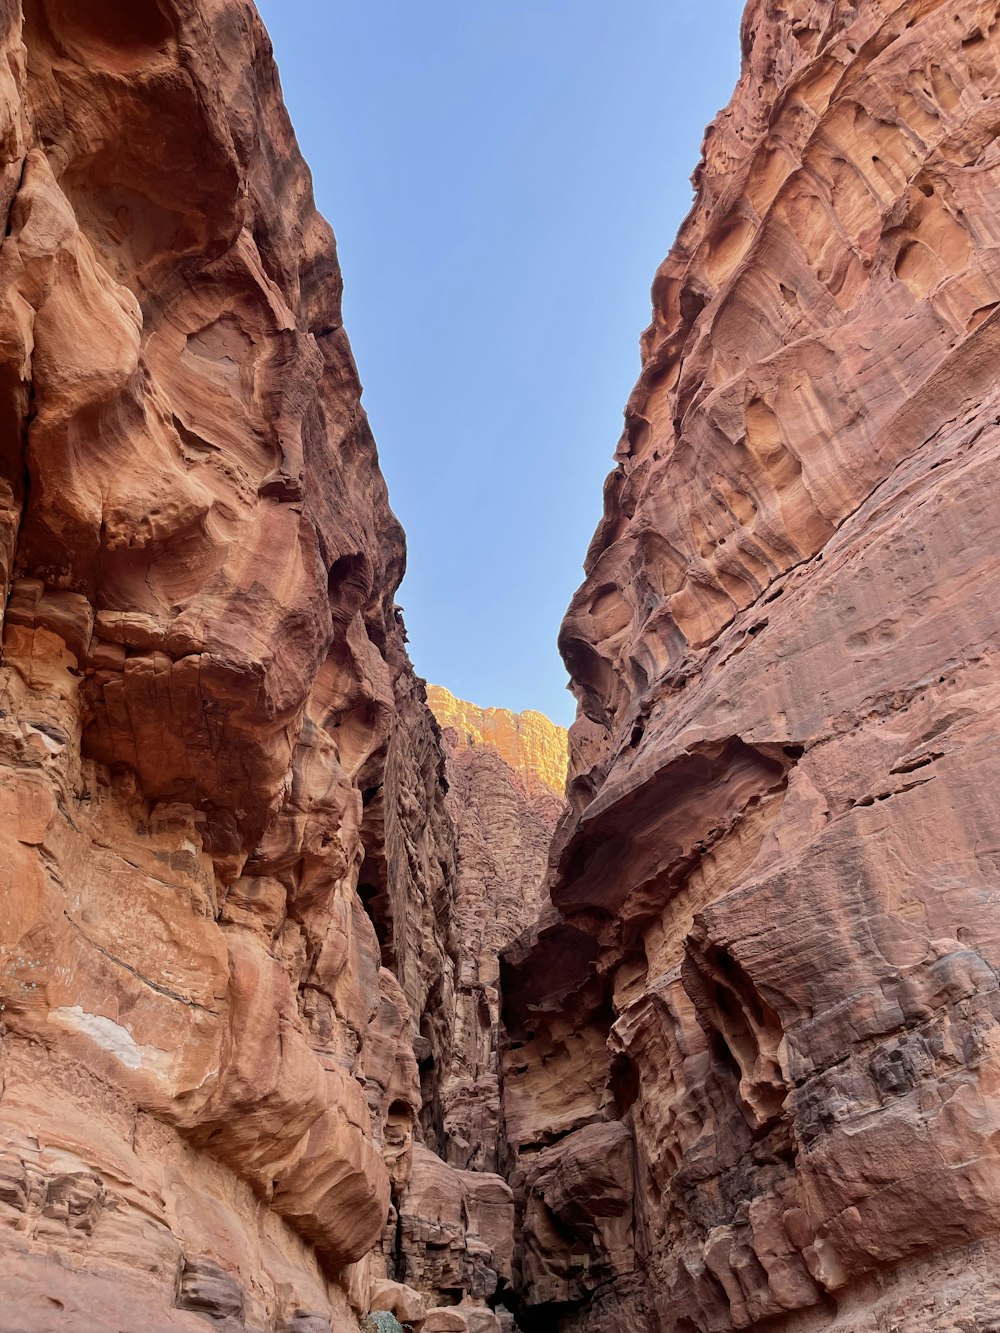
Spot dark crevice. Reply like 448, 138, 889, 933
610, 1051, 640, 1117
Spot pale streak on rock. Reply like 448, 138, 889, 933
48, 1005, 180, 1076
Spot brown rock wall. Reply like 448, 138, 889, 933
361, 688, 568, 1329
0, 1, 458, 1327
8, 0, 997, 1329
503, 2, 1000, 1330
427, 688, 567, 1173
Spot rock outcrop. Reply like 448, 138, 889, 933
0, 2, 461, 1328
502, 2, 1000, 1330
427, 686, 567, 1174
426, 687, 568, 802
371, 689, 566, 1329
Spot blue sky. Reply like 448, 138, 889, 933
256, 1, 745, 726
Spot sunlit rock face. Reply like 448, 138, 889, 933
426, 686, 569, 802
366, 689, 565, 1329
0, 1, 459, 1328
502, 2, 1000, 1330
426, 686, 567, 1173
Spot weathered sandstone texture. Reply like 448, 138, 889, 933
0, 1, 472, 1328
426, 687, 568, 802
503, 2, 1000, 1330
369, 690, 566, 1326
427, 686, 567, 1174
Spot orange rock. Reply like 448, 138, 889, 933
0, 0, 457, 1326
423, 1312, 470, 1333
390, 1144, 513, 1307
503, 1, 1000, 1329
427, 685, 568, 798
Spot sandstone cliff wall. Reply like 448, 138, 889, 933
367, 689, 566, 1333
502, 2, 1000, 1330
426, 686, 567, 1175
0, 3, 467, 1328
5, 1, 1000, 1331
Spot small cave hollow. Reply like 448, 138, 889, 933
609, 1051, 641, 1117
357, 880, 395, 972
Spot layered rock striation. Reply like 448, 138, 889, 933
369, 689, 566, 1332
426, 686, 567, 1174
502, 2, 1000, 1330
0, 2, 464, 1328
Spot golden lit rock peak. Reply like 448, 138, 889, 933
426, 684, 568, 798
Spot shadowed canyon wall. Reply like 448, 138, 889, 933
375, 689, 566, 1332
501, 1, 1000, 1330
426, 686, 567, 1176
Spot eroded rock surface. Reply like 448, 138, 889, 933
7, 0, 1000, 1330
427, 686, 567, 1173
503, 2, 1000, 1330
368, 689, 566, 1326
0, 1, 459, 1327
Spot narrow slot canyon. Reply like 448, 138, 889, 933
2, 2, 1000, 1331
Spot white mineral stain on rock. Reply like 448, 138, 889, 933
49, 1005, 174, 1075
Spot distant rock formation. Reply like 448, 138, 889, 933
374, 692, 566, 1328
500, 2, 1000, 1330
426, 686, 568, 1173
426, 686, 568, 800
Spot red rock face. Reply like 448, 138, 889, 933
367, 688, 565, 1328
427, 686, 567, 1174
503, 2, 1000, 1330
0, 2, 459, 1328
7, 0, 1000, 1329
